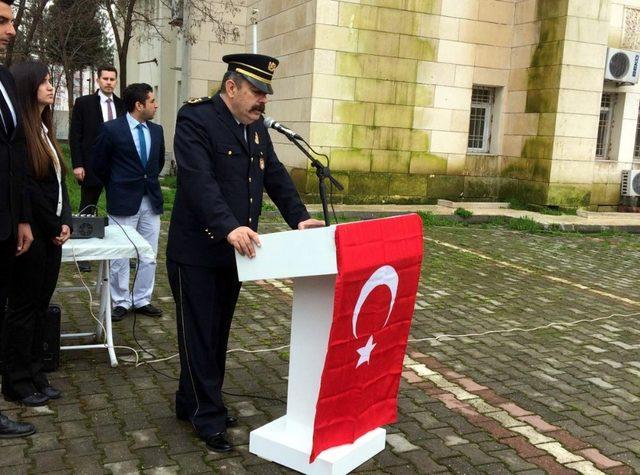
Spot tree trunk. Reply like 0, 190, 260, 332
64, 66, 75, 134
5, 0, 25, 66
119, 43, 127, 90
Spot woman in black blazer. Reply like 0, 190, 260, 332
2, 61, 71, 406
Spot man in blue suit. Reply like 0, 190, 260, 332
93, 83, 165, 321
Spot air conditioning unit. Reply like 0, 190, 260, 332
621, 170, 640, 197
604, 48, 640, 84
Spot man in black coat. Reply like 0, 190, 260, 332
0, 0, 36, 438
167, 54, 323, 452
69, 65, 124, 271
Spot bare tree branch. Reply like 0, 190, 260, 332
98, 0, 241, 87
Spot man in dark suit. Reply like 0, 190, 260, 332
93, 83, 164, 322
166, 54, 323, 452
0, 0, 36, 437
69, 65, 124, 271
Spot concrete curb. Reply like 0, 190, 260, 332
262, 209, 640, 233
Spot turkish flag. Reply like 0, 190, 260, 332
310, 214, 423, 461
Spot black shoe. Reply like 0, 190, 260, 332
37, 385, 61, 400
133, 304, 162, 317
112, 306, 128, 321
3, 388, 49, 407
0, 413, 35, 438
205, 432, 232, 453
33, 375, 62, 400
78, 262, 91, 273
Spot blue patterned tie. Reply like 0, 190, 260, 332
136, 123, 148, 167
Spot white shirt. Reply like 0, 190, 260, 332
98, 89, 116, 122
0, 81, 17, 131
42, 123, 62, 217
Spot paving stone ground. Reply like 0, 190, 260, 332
2, 218, 640, 474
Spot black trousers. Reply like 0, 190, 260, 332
78, 184, 102, 214
0, 236, 15, 353
3, 237, 61, 391
167, 259, 241, 438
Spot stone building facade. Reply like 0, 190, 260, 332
128, 0, 640, 210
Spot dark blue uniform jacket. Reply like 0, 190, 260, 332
167, 93, 310, 268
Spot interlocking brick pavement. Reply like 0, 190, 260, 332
1, 219, 639, 473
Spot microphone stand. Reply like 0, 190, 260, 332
287, 136, 343, 226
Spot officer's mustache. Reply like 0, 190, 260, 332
251, 104, 265, 113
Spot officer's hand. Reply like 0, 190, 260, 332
73, 167, 85, 182
298, 218, 325, 230
227, 226, 261, 258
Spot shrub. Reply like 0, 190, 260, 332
454, 207, 473, 219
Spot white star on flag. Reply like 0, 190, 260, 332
356, 335, 377, 368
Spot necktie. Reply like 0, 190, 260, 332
136, 123, 148, 167
240, 123, 247, 145
0, 90, 14, 137
106, 98, 114, 121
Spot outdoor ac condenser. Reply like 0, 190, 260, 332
605, 48, 640, 84
621, 170, 640, 197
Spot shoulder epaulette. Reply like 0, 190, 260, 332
185, 96, 212, 105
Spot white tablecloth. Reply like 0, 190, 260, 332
58, 224, 155, 367
62, 224, 154, 262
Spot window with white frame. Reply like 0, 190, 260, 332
467, 86, 495, 153
596, 92, 617, 159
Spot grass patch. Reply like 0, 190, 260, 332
508, 198, 528, 210
418, 211, 465, 227
506, 217, 545, 232
161, 175, 177, 188
159, 176, 176, 213
454, 207, 473, 219
262, 201, 277, 212
508, 198, 577, 216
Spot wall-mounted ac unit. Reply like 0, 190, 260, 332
621, 170, 640, 197
605, 48, 640, 84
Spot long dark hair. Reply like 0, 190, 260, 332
10, 61, 65, 180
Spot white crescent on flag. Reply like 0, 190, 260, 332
351, 265, 399, 367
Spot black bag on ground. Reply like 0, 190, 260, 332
42, 304, 61, 372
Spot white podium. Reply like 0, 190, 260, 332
236, 225, 386, 474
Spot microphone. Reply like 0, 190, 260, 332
263, 116, 302, 140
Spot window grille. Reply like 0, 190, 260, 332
596, 92, 616, 159
633, 104, 640, 161
468, 86, 494, 153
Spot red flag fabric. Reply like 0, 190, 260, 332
310, 214, 423, 462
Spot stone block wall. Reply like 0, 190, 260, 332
248, 0, 317, 171
307, 0, 440, 202
131, 0, 640, 207
286, 0, 521, 203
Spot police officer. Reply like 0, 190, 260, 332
166, 54, 323, 452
